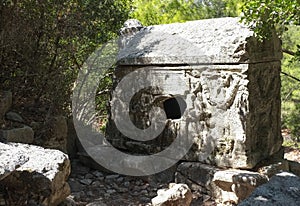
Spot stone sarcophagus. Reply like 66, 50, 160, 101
106, 17, 283, 169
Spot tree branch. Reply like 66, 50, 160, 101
281, 71, 300, 82
282, 48, 295, 56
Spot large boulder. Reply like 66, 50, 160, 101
0, 142, 70, 206
238, 172, 300, 206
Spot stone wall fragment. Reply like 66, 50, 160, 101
0, 142, 70, 206
0, 126, 34, 144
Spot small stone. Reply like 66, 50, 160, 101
92, 170, 104, 177
116, 177, 124, 182
60, 196, 76, 206
140, 184, 149, 190
148, 192, 157, 197
73, 192, 82, 201
5, 111, 24, 123
135, 180, 143, 186
140, 197, 151, 203
86, 201, 107, 206
118, 187, 129, 193
98, 176, 105, 181
105, 174, 120, 180
133, 185, 141, 191
111, 182, 120, 189
124, 181, 130, 187
85, 173, 94, 179
87, 191, 94, 197
91, 180, 102, 187
106, 189, 116, 194
140, 189, 148, 195
151, 183, 193, 206
80, 179, 93, 185
132, 191, 140, 196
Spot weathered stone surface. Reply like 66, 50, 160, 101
213, 169, 268, 204
0, 142, 70, 206
152, 183, 192, 206
238, 172, 300, 206
107, 62, 282, 169
0, 91, 12, 120
288, 160, 300, 176
0, 126, 34, 144
175, 162, 219, 195
117, 17, 282, 65
257, 159, 289, 178
106, 17, 283, 169
5, 111, 24, 123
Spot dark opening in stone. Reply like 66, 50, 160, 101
163, 97, 187, 119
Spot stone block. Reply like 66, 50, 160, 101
151, 183, 192, 206
0, 126, 34, 144
0, 142, 70, 205
0, 91, 12, 120
212, 169, 268, 204
175, 162, 219, 195
106, 17, 283, 170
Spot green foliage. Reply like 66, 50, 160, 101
281, 26, 300, 141
0, 0, 132, 116
130, 0, 241, 25
241, 0, 300, 39
282, 140, 300, 149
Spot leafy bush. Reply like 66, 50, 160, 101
0, 0, 131, 117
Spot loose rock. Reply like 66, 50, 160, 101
0, 142, 70, 206
239, 172, 300, 206
0, 126, 34, 144
151, 183, 193, 206
213, 169, 268, 204
5, 111, 24, 123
